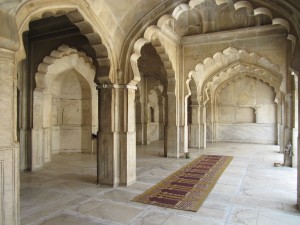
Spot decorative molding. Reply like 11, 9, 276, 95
130, 27, 176, 95
188, 47, 282, 96
166, 0, 296, 41
206, 64, 281, 97
15, 0, 112, 83
35, 44, 95, 92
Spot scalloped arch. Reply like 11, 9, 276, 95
35, 44, 96, 92
206, 64, 280, 91
15, 0, 112, 83
156, 0, 296, 45
190, 47, 282, 87
187, 47, 282, 105
130, 25, 176, 87
214, 74, 280, 105
205, 64, 281, 103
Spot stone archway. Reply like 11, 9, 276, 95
131, 26, 181, 158
15, 1, 113, 82
188, 47, 284, 149
31, 44, 97, 170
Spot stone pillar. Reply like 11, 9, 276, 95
276, 102, 281, 147
135, 89, 143, 145
97, 84, 136, 186
0, 48, 19, 225
158, 95, 165, 140
31, 90, 44, 170
183, 97, 189, 153
164, 80, 180, 158
284, 94, 293, 167
201, 105, 207, 148
119, 85, 136, 186
189, 104, 201, 149
292, 74, 298, 168
97, 84, 119, 186
136, 78, 148, 145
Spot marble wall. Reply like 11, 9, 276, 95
51, 70, 93, 154
0, 49, 19, 225
214, 77, 277, 144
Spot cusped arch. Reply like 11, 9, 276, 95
205, 64, 281, 104
35, 44, 96, 93
206, 64, 280, 93
157, 0, 296, 44
190, 47, 282, 91
15, 0, 113, 83
130, 25, 176, 89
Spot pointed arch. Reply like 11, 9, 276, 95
189, 47, 282, 102
15, 0, 113, 83
35, 44, 96, 93
130, 25, 176, 87
31, 44, 97, 169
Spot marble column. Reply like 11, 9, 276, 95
119, 85, 136, 186
158, 95, 165, 140
31, 89, 44, 170
201, 105, 207, 148
276, 102, 281, 147
292, 74, 298, 168
97, 84, 119, 186
136, 78, 148, 145
97, 84, 136, 186
284, 94, 293, 166
189, 104, 201, 149
0, 48, 19, 225
164, 80, 180, 158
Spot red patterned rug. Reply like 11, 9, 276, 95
132, 154, 233, 211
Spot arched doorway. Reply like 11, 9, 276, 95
31, 45, 97, 169
31, 45, 98, 169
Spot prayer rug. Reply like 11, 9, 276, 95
132, 154, 233, 211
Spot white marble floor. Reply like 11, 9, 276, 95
20, 141, 300, 225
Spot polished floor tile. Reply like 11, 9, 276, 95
20, 141, 300, 225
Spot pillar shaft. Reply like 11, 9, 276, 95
97, 84, 136, 186
0, 48, 19, 225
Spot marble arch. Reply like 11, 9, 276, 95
0, 1, 300, 224
172, 0, 296, 40
211, 74, 279, 144
202, 64, 281, 104
131, 26, 176, 85
186, 47, 284, 148
188, 47, 282, 97
131, 25, 181, 157
32, 44, 97, 170
15, 0, 113, 83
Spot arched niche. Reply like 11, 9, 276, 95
214, 75, 277, 144
32, 45, 97, 170
188, 47, 282, 148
